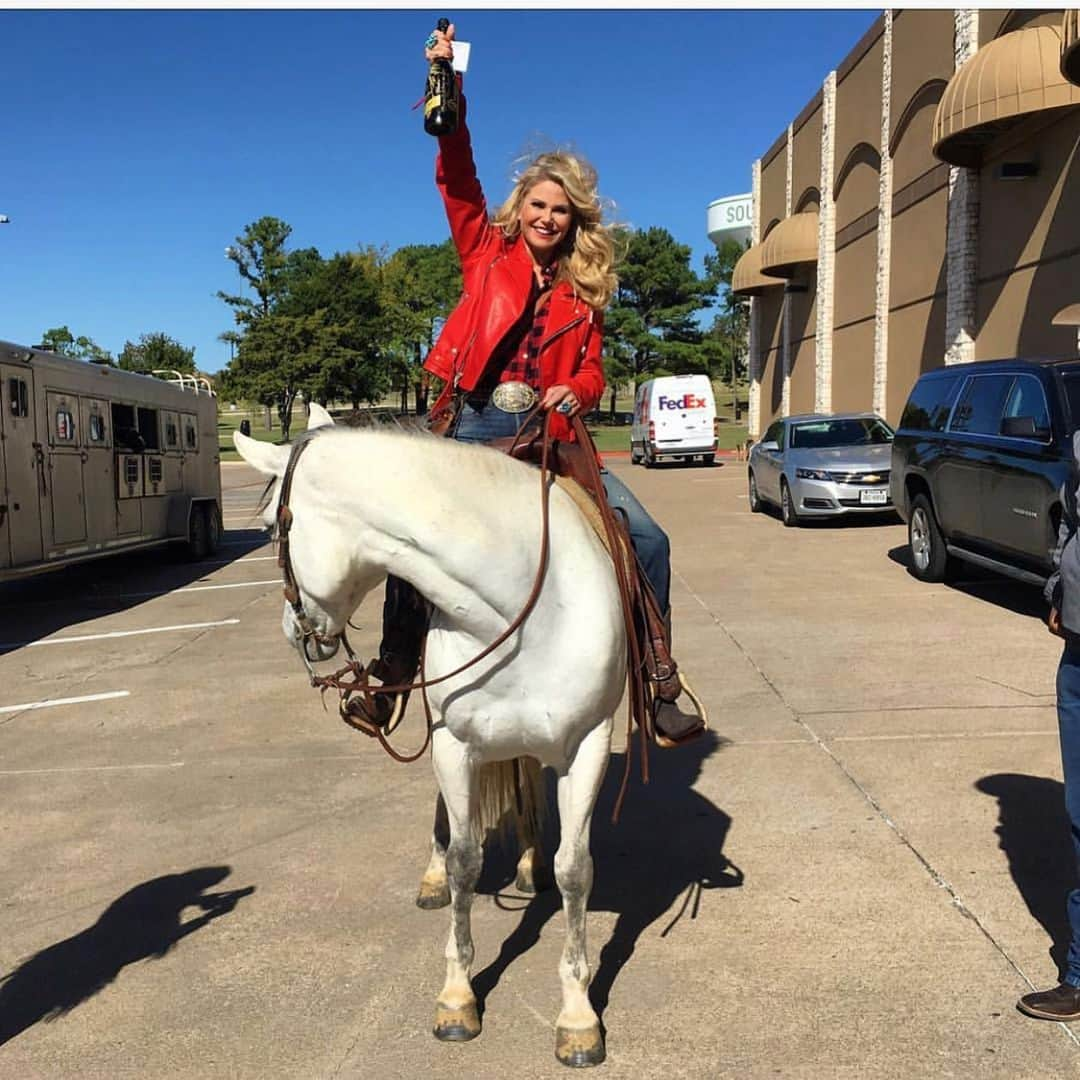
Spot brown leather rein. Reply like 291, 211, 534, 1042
274, 409, 650, 819
274, 409, 559, 764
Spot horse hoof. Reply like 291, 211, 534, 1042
555, 1024, 605, 1067
434, 1001, 481, 1042
416, 881, 451, 909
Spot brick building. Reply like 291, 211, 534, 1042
730, 8, 1080, 436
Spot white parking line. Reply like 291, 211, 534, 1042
0, 690, 131, 715
198, 555, 277, 565
1, 619, 241, 650
179, 580, 278, 593
0, 762, 184, 775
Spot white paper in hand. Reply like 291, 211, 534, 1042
451, 41, 471, 74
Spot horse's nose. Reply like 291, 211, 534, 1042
304, 634, 340, 663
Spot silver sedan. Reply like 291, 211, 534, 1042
748, 413, 895, 526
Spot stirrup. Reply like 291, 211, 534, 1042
345, 665, 409, 737
652, 671, 708, 749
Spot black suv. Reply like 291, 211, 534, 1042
891, 357, 1080, 586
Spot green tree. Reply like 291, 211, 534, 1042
279, 250, 390, 411
380, 240, 461, 414
218, 216, 294, 326
606, 227, 715, 389
38, 325, 115, 365
703, 238, 751, 418
118, 332, 196, 375
219, 217, 312, 438
222, 311, 329, 441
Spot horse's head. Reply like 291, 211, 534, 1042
233, 403, 354, 667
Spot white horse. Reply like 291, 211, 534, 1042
235, 404, 626, 1067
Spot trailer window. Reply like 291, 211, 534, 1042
125, 457, 140, 485
8, 378, 28, 417
88, 412, 107, 442
55, 408, 76, 442
112, 403, 143, 452
148, 457, 163, 484
184, 415, 198, 449
137, 407, 160, 451
165, 418, 179, 447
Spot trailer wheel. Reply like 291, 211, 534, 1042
203, 503, 221, 556
188, 505, 210, 560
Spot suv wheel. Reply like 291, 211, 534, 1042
780, 479, 799, 527
748, 469, 762, 513
909, 494, 950, 582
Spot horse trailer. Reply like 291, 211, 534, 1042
0, 339, 222, 580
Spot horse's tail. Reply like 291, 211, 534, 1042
477, 757, 546, 847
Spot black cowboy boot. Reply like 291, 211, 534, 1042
355, 576, 430, 728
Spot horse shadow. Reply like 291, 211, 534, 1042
975, 773, 1075, 978
0, 866, 255, 1047
472, 731, 740, 1021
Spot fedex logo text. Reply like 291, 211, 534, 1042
658, 394, 707, 410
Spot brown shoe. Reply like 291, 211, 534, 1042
1017, 983, 1080, 1021
651, 672, 709, 748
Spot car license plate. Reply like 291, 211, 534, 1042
860, 488, 888, 505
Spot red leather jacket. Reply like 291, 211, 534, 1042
424, 99, 605, 442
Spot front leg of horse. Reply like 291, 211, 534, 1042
434, 832, 483, 1040
431, 741, 482, 1042
417, 792, 451, 910
553, 722, 610, 1068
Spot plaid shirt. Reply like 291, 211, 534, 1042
473, 262, 557, 398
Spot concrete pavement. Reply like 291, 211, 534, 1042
0, 456, 1077, 1078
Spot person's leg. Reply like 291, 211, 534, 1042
1019, 643, 1080, 1019
598, 468, 704, 745
1059, 645, 1080, 986
599, 469, 671, 615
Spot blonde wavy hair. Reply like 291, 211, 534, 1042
492, 149, 619, 311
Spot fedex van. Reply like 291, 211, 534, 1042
630, 375, 717, 466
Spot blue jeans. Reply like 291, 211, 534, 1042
453, 402, 671, 614
1058, 645, 1080, 986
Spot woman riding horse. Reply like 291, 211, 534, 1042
363, 21, 705, 746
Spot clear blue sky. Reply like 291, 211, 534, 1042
1, 8, 877, 373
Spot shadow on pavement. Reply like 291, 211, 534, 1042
471, 730, 741, 1024
975, 773, 1074, 979
0, 866, 255, 1047
887, 545, 1048, 620
0, 529, 270, 651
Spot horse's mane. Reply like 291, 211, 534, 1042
254, 410, 440, 525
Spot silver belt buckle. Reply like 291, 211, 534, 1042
490, 381, 538, 414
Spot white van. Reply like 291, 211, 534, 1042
630, 375, 717, 466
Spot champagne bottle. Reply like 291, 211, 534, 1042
424, 18, 459, 137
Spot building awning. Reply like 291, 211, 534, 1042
731, 243, 782, 296
759, 212, 819, 279
933, 24, 1080, 167
1052, 302, 1080, 326
1063, 10, 1080, 86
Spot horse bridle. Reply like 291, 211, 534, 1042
275, 436, 350, 667
272, 412, 559, 763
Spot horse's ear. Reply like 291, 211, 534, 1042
307, 403, 335, 430
233, 431, 290, 477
